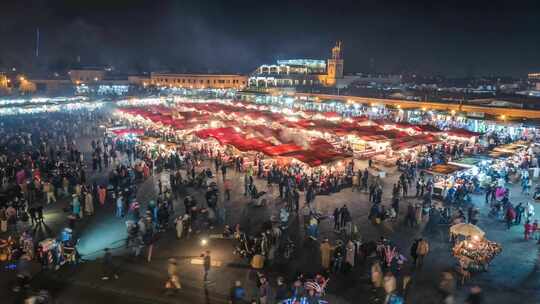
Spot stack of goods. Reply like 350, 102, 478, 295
452, 238, 502, 272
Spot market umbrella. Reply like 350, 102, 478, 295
450, 223, 485, 238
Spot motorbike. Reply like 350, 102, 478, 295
232, 232, 252, 258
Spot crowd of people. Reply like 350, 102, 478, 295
0, 111, 110, 286
5, 105, 538, 304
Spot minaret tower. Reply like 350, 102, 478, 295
326, 41, 344, 86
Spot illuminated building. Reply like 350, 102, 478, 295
0, 73, 11, 94
68, 68, 107, 83
248, 42, 344, 88
325, 41, 344, 86
529, 73, 540, 90
150, 73, 247, 89
30, 67, 133, 96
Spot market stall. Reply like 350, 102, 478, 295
425, 163, 471, 199
450, 224, 502, 272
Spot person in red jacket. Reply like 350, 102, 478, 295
533, 220, 539, 241
506, 206, 516, 230
525, 221, 533, 240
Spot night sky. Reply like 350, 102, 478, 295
1, 0, 539, 76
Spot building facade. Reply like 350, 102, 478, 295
325, 41, 344, 86
150, 73, 247, 89
248, 42, 344, 88
0, 73, 11, 94
68, 68, 107, 84
529, 73, 540, 90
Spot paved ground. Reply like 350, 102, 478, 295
2, 129, 540, 303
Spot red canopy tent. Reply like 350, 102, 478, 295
262, 144, 304, 156
446, 128, 482, 138
111, 128, 145, 136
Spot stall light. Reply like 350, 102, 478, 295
450, 110, 456, 115
500, 115, 506, 120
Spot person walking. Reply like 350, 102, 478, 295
525, 221, 533, 240
165, 258, 181, 294
224, 179, 232, 202
352, 173, 359, 192
526, 202, 535, 222
439, 272, 456, 304
333, 208, 341, 231
275, 277, 288, 303
320, 239, 334, 271
410, 239, 419, 266
203, 250, 211, 283
505, 205, 516, 230
36, 206, 44, 223
72, 194, 81, 218
258, 276, 270, 304
44, 181, 56, 205
174, 215, 184, 239
416, 238, 429, 269
515, 203, 525, 224
116, 194, 124, 218
101, 248, 119, 280
98, 185, 107, 206
371, 261, 383, 288
345, 240, 356, 270
465, 286, 483, 304
221, 164, 227, 181
383, 272, 397, 304
229, 281, 246, 304
85, 191, 94, 216
28, 206, 37, 226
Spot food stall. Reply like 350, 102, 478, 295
450, 223, 502, 272
424, 163, 470, 199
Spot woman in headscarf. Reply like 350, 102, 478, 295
345, 240, 356, 268
85, 191, 94, 216
98, 185, 107, 206
371, 261, 383, 288
72, 194, 81, 218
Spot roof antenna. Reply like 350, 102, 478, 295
35, 27, 40, 58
